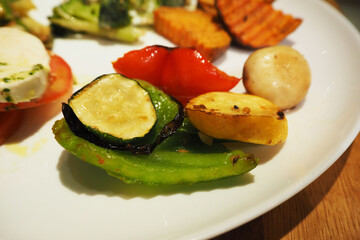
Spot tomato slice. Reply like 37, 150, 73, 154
0, 110, 23, 145
112, 46, 170, 87
0, 53, 73, 111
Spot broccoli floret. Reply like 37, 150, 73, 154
60, 0, 100, 23
99, 0, 131, 29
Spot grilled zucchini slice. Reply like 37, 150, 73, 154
68, 74, 157, 145
64, 73, 185, 154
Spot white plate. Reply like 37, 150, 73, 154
1, 0, 360, 239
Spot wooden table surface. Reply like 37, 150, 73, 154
212, 1, 360, 239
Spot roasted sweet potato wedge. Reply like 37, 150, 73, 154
186, 92, 288, 145
215, 0, 302, 48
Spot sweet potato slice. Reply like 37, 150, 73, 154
216, 0, 302, 48
154, 7, 231, 61
185, 92, 288, 145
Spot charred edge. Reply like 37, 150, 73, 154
246, 154, 256, 163
151, 45, 199, 54
151, 44, 173, 51
231, 155, 240, 165
277, 111, 285, 120
62, 103, 100, 145
151, 98, 184, 151
192, 104, 207, 110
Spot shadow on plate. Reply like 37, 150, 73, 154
56, 150, 256, 199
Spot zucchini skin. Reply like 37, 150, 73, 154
53, 118, 258, 184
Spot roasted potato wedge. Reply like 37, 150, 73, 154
185, 92, 288, 145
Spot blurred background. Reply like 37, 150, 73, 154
337, 0, 360, 30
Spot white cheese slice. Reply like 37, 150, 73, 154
0, 27, 50, 103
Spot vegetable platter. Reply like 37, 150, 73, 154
0, 0, 360, 239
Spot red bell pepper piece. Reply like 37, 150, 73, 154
112, 45, 170, 87
112, 45, 240, 105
